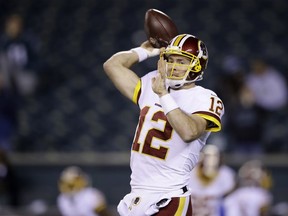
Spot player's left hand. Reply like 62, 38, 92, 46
152, 54, 168, 96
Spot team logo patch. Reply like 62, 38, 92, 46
133, 196, 141, 205
129, 196, 141, 210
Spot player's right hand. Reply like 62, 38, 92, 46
140, 41, 160, 57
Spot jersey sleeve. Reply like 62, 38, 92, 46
191, 90, 224, 132
194, 110, 222, 132
132, 71, 156, 105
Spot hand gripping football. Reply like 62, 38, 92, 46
144, 9, 179, 48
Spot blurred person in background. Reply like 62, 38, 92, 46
226, 73, 264, 154
0, 13, 41, 96
246, 58, 287, 115
245, 58, 288, 152
103, 33, 224, 215
57, 166, 112, 216
189, 144, 236, 216
223, 160, 273, 216
215, 55, 245, 113
216, 55, 267, 154
0, 13, 42, 151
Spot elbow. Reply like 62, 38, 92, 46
103, 58, 115, 76
103, 59, 111, 74
181, 134, 198, 143
103, 60, 108, 70
180, 129, 203, 143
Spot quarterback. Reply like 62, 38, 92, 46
103, 34, 224, 215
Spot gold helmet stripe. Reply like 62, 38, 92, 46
171, 34, 187, 46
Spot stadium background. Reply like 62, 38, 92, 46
0, 0, 288, 215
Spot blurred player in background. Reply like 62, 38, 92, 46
57, 166, 112, 216
0, 13, 42, 151
103, 33, 224, 216
189, 144, 236, 216
223, 160, 273, 216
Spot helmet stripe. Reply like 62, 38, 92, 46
172, 34, 186, 46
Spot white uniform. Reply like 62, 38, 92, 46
57, 187, 107, 216
118, 71, 224, 216
223, 186, 272, 216
189, 165, 236, 216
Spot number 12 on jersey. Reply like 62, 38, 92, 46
132, 106, 172, 160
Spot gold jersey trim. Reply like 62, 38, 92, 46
132, 80, 141, 104
194, 112, 221, 132
175, 196, 188, 216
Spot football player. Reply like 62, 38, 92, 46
189, 144, 236, 216
103, 34, 225, 216
57, 166, 112, 216
223, 160, 273, 216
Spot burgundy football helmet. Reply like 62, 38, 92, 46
162, 34, 208, 88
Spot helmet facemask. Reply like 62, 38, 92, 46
162, 47, 204, 89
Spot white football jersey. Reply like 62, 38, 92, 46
130, 71, 224, 192
223, 186, 272, 216
57, 187, 107, 216
189, 165, 236, 216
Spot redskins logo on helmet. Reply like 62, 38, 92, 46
58, 166, 90, 193
162, 34, 208, 89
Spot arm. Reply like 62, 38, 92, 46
103, 49, 140, 101
166, 110, 207, 142
103, 41, 159, 101
152, 56, 207, 142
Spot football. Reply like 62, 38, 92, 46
144, 9, 179, 48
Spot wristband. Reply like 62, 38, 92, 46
159, 94, 179, 115
131, 47, 148, 62
131, 47, 160, 62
